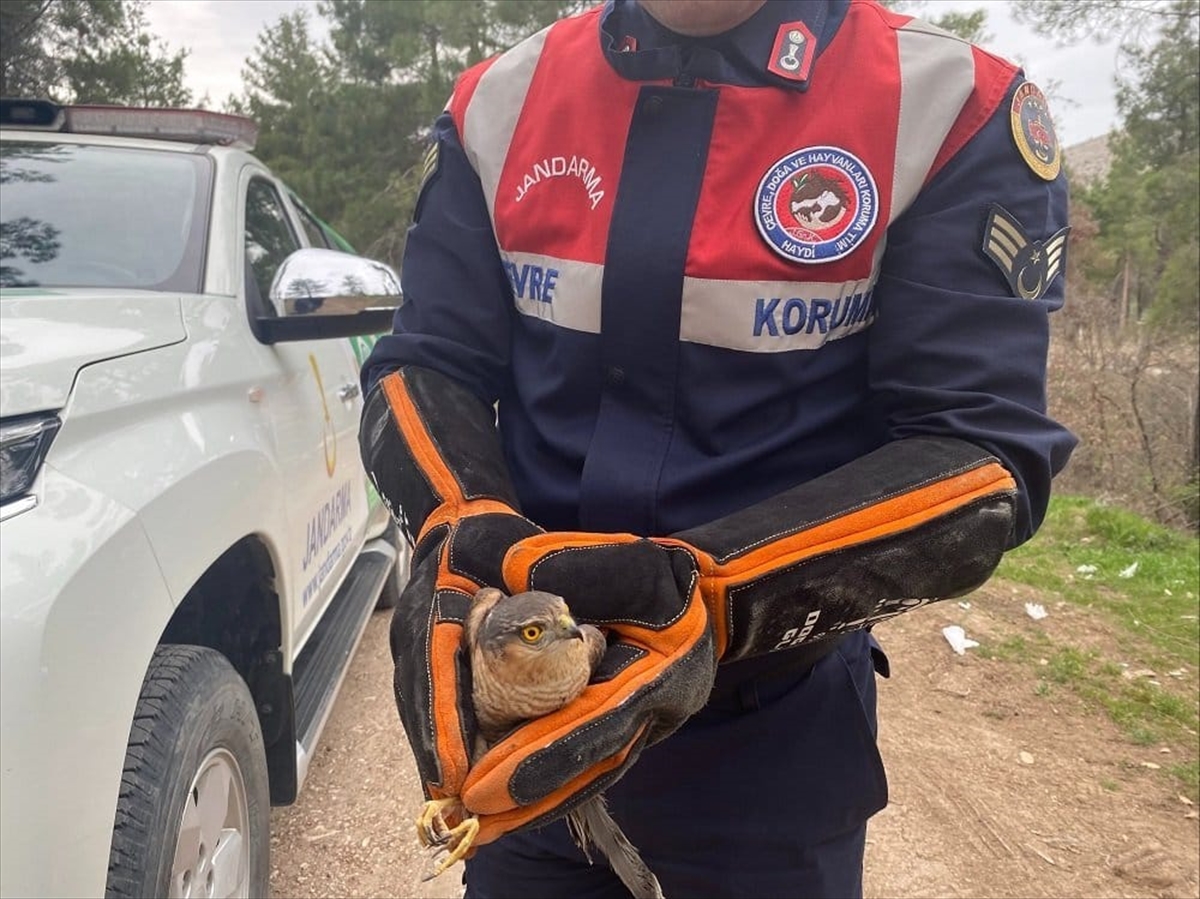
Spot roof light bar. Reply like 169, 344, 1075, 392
1, 99, 258, 150
63, 106, 259, 149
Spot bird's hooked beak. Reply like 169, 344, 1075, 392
557, 613, 584, 640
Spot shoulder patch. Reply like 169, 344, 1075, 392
421, 140, 440, 190
1010, 81, 1061, 180
411, 139, 440, 224
982, 204, 1069, 300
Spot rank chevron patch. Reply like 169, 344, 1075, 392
982, 204, 1069, 300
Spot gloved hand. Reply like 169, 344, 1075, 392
361, 366, 716, 850
361, 366, 540, 815
387, 515, 537, 819
391, 527, 715, 849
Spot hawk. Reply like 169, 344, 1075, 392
417, 588, 664, 899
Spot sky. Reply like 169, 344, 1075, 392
144, 0, 1125, 147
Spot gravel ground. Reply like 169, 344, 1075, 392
269, 611, 463, 899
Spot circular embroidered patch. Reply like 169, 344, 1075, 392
1010, 82, 1060, 181
754, 146, 878, 264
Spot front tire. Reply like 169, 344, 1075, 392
106, 645, 270, 899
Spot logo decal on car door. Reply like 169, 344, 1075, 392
308, 354, 337, 477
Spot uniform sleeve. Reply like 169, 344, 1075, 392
360, 112, 513, 405
868, 73, 1078, 546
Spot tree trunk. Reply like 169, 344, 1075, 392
1118, 254, 1128, 328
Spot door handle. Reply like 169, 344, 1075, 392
337, 383, 360, 402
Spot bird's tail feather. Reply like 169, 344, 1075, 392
568, 797, 665, 899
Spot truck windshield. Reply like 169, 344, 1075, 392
0, 141, 212, 292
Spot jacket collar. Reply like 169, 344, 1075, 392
599, 0, 848, 91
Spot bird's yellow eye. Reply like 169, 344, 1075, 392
520, 624, 544, 643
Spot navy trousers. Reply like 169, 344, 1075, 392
463, 630, 889, 899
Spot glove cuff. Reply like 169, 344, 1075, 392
360, 366, 524, 544
673, 437, 1016, 661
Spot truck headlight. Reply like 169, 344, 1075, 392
0, 413, 61, 507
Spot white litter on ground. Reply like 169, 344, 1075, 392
1025, 602, 1048, 620
1119, 560, 1140, 578
942, 625, 980, 656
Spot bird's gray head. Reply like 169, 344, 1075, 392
476, 590, 585, 655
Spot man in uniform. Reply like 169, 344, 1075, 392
359, 1, 1077, 896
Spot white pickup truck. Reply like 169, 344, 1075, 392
0, 99, 408, 898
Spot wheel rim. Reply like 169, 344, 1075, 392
169, 748, 252, 899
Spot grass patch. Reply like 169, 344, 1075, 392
996, 496, 1199, 669
977, 634, 1044, 662
989, 495, 1199, 797
1170, 761, 1200, 796
1046, 646, 1091, 684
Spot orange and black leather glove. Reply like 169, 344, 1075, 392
359, 366, 715, 847
460, 437, 1018, 834
657, 436, 1019, 661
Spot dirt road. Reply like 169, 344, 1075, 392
270, 585, 1199, 898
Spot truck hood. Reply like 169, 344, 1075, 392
0, 290, 186, 417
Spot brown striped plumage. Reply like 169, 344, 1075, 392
464, 588, 605, 746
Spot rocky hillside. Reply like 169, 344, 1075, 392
1064, 134, 1114, 185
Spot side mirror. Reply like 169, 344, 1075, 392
256, 248, 401, 343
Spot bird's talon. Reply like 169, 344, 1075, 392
417, 796, 460, 847
420, 815, 480, 880
416, 798, 479, 877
